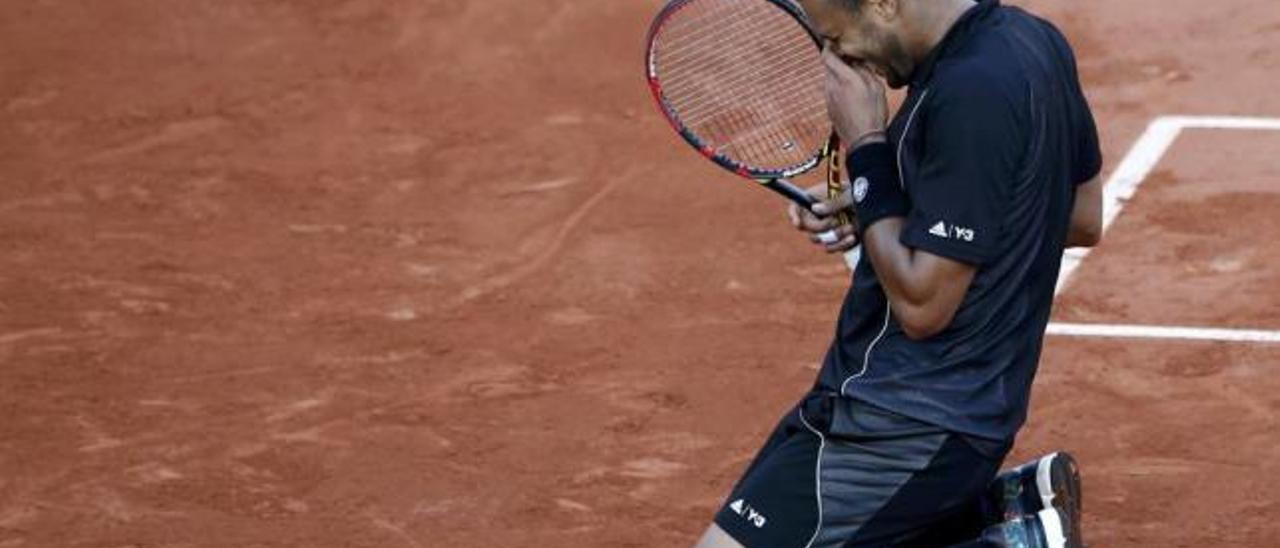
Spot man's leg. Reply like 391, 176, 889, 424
915, 452, 1086, 547
985, 452, 1083, 537
693, 524, 745, 548
701, 393, 1008, 548
948, 507, 1080, 548
696, 508, 1078, 548
838, 434, 1004, 547
697, 391, 1084, 547
706, 405, 828, 548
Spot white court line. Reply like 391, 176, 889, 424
1055, 115, 1280, 295
841, 115, 1280, 342
1047, 115, 1280, 343
1046, 323, 1280, 343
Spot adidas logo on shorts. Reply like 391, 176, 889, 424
728, 499, 768, 529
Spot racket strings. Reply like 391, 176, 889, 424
655, 5, 822, 163
660, 5, 823, 152
671, 51, 824, 122
651, 0, 830, 173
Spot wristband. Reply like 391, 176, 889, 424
846, 142, 908, 231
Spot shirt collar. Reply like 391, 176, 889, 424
909, 0, 999, 87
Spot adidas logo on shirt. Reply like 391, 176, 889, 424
928, 221, 976, 242
930, 221, 949, 238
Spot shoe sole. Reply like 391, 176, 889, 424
1036, 452, 1083, 548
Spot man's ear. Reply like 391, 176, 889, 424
865, 0, 900, 21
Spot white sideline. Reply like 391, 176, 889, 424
1055, 115, 1280, 296
1047, 115, 1280, 343
838, 115, 1280, 343
1047, 323, 1280, 344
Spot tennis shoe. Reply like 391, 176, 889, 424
988, 451, 1082, 529
984, 507, 1082, 548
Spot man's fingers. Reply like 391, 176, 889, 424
808, 221, 856, 244
790, 182, 857, 254
813, 218, 860, 252
823, 225, 861, 253
821, 191, 854, 214
811, 194, 853, 218
824, 233, 861, 253
848, 62, 876, 83
798, 211, 839, 231
822, 47, 871, 83
821, 46, 844, 73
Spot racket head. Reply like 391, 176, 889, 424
645, 0, 832, 181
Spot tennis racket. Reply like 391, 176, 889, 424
644, 0, 860, 269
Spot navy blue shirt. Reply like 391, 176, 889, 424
817, 0, 1101, 447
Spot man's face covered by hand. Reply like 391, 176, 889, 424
800, 0, 914, 89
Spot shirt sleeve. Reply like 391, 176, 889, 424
899, 73, 1022, 266
1068, 70, 1102, 185
1044, 20, 1102, 184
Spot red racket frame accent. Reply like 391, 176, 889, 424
644, 0, 827, 182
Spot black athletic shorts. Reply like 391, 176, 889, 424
713, 391, 1011, 548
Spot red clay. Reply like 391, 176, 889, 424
2, 0, 1279, 546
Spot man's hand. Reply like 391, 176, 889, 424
822, 48, 889, 148
787, 50, 890, 256
786, 183, 860, 253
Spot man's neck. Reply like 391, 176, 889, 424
908, 0, 978, 65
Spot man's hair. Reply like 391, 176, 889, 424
833, 0, 863, 11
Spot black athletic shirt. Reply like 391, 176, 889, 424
816, 0, 1101, 448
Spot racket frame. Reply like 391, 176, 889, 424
644, 0, 828, 208
644, 0, 862, 269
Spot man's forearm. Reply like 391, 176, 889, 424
861, 218, 932, 305
860, 218, 962, 339
845, 143, 977, 339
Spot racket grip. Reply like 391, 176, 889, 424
763, 178, 819, 208
768, 178, 856, 264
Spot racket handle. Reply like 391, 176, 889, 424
763, 178, 819, 208
769, 176, 838, 244
767, 177, 862, 271
826, 136, 852, 227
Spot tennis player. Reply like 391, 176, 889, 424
696, 0, 1103, 546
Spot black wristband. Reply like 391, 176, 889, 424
847, 142, 908, 231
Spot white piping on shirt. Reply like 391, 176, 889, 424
840, 89, 929, 397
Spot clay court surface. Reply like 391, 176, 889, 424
2, 0, 1279, 546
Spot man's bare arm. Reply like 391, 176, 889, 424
858, 217, 976, 340
1067, 175, 1103, 248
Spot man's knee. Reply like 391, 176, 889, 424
694, 523, 746, 548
